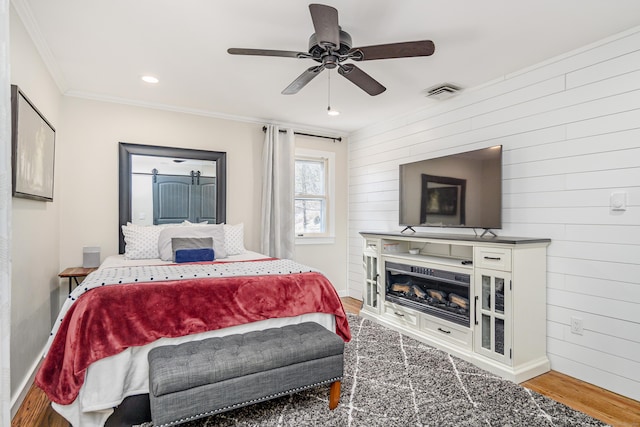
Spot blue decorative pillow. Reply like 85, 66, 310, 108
171, 237, 214, 262
174, 248, 215, 263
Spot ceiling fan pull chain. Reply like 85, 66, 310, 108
328, 70, 331, 109
327, 70, 339, 116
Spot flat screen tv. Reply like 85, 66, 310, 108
399, 145, 502, 232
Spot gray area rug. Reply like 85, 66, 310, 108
162, 314, 607, 426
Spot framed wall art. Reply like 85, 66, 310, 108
11, 85, 56, 201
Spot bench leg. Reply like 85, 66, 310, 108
329, 381, 341, 410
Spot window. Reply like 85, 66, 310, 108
294, 148, 335, 243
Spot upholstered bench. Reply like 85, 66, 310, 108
147, 322, 345, 427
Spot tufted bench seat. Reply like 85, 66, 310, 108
147, 322, 345, 427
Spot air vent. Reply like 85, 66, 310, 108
424, 83, 462, 100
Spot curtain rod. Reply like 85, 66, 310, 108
262, 126, 342, 142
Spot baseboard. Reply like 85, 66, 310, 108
11, 345, 45, 419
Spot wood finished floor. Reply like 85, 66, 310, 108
12, 297, 640, 427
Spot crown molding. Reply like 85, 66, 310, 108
10, 0, 68, 93
64, 90, 346, 139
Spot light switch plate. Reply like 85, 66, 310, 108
610, 192, 627, 211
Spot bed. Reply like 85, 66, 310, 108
35, 223, 350, 426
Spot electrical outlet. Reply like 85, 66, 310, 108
570, 317, 584, 335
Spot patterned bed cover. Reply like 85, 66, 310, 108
36, 256, 349, 426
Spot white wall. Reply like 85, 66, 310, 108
1, 2, 12, 425
8, 4, 62, 413
58, 97, 265, 267
348, 27, 640, 401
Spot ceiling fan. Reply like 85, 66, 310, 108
227, 3, 435, 96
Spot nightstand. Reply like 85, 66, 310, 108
59, 267, 98, 294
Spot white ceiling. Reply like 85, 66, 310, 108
14, 0, 640, 134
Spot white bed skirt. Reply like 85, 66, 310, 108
53, 313, 336, 426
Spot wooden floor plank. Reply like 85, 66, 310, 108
11, 383, 67, 427
523, 371, 640, 426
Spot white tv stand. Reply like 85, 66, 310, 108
360, 231, 551, 383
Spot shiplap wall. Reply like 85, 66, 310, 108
347, 27, 640, 401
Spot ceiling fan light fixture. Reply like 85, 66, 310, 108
227, 4, 435, 97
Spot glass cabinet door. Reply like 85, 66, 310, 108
475, 269, 511, 365
362, 251, 380, 313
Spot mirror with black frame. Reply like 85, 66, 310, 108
118, 142, 227, 253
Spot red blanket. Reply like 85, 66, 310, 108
36, 271, 350, 405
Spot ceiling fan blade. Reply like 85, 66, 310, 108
227, 48, 308, 59
349, 40, 435, 61
338, 64, 386, 96
309, 4, 340, 48
282, 66, 325, 95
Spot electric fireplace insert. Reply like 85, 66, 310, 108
385, 261, 471, 327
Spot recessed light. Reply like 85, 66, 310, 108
141, 75, 159, 84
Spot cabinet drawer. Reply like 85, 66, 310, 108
421, 317, 472, 349
383, 304, 419, 327
475, 247, 512, 271
363, 239, 379, 256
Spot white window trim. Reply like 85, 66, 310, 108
295, 148, 335, 244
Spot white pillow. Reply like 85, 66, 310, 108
224, 223, 246, 255
157, 224, 227, 261
122, 223, 177, 260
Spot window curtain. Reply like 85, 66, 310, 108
260, 125, 295, 259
